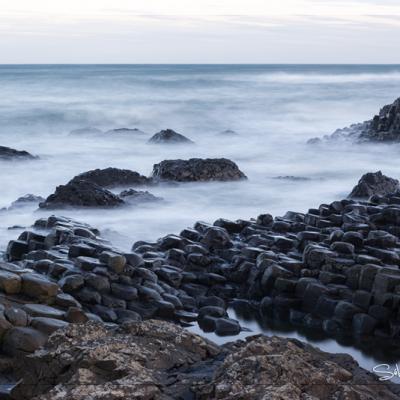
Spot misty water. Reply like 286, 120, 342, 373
1, 64, 400, 378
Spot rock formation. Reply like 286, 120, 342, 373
119, 189, 163, 204
39, 180, 124, 209
308, 97, 400, 143
0, 146, 37, 160
349, 171, 399, 199
105, 128, 146, 136
69, 167, 151, 188
11, 321, 400, 400
152, 158, 247, 182
148, 129, 194, 144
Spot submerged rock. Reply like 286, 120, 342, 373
12, 321, 400, 400
152, 158, 247, 182
39, 180, 124, 209
273, 175, 311, 181
218, 129, 239, 136
69, 167, 151, 188
2, 194, 45, 211
148, 129, 194, 144
105, 128, 146, 136
348, 171, 399, 198
69, 127, 103, 136
119, 189, 163, 204
0, 146, 37, 160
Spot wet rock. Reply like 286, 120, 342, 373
4, 308, 28, 326
0, 146, 37, 160
148, 129, 194, 144
349, 171, 399, 199
214, 317, 241, 335
69, 167, 151, 188
152, 158, 247, 182
21, 273, 58, 300
39, 179, 124, 209
3, 327, 47, 355
0, 270, 21, 294
119, 189, 162, 204
30, 317, 69, 335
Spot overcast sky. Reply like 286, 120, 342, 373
1, 0, 400, 63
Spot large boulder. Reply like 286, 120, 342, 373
348, 171, 399, 199
69, 167, 151, 188
39, 180, 124, 209
148, 129, 194, 144
152, 158, 247, 182
0, 146, 37, 160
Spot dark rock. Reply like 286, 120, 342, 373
69, 167, 151, 188
21, 273, 58, 300
202, 226, 232, 250
152, 158, 247, 182
348, 171, 399, 199
214, 318, 241, 335
3, 327, 47, 355
5, 194, 45, 210
119, 189, 162, 204
148, 129, 194, 144
0, 146, 37, 160
58, 274, 84, 293
352, 313, 377, 335
39, 180, 124, 209
30, 317, 69, 335
218, 129, 239, 136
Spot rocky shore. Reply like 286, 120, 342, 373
10, 320, 400, 399
1, 168, 400, 397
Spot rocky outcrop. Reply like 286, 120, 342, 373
152, 158, 247, 182
39, 180, 124, 209
349, 171, 399, 199
69, 127, 103, 136
308, 97, 400, 143
69, 168, 151, 188
12, 321, 400, 400
218, 129, 239, 136
0, 146, 37, 160
148, 129, 194, 144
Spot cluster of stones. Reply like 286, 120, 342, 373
38, 160, 246, 209
308, 96, 400, 143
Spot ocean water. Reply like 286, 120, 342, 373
1, 64, 400, 377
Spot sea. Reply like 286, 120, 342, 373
1, 64, 400, 377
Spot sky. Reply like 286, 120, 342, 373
0, 0, 400, 63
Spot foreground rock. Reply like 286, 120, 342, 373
0, 146, 37, 160
12, 321, 399, 400
69, 167, 151, 188
152, 158, 247, 182
39, 180, 124, 209
148, 129, 194, 144
308, 96, 400, 143
349, 171, 399, 199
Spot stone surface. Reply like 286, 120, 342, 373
11, 321, 400, 400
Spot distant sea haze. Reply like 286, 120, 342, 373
1, 64, 400, 252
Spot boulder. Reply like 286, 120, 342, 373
119, 189, 162, 204
39, 180, 124, 209
0, 270, 21, 294
3, 327, 47, 355
0, 146, 37, 160
148, 129, 194, 144
152, 158, 247, 182
348, 171, 399, 199
69, 167, 151, 188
